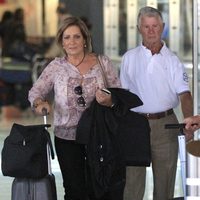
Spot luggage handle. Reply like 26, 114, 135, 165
42, 108, 54, 175
165, 123, 186, 130
165, 123, 198, 135
165, 123, 186, 135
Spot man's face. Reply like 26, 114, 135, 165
138, 15, 164, 45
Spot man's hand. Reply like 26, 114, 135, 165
184, 115, 200, 132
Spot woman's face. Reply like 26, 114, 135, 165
62, 25, 85, 56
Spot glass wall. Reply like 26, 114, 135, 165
104, 0, 192, 62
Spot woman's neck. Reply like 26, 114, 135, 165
66, 52, 85, 67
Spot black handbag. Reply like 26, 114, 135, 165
1, 123, 54, 178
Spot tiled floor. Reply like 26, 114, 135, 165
0, 107, 183, 200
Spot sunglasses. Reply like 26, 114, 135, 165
74, 85, 86, 107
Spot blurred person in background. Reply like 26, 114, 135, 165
0, 10, 13, 50
56, 2, 72, 28
0, 10, 15, 107
45, 3, 93, 59
45, 2, 72, 58
2, 8, 37, 62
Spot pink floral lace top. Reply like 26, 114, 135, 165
29, 55, 121, 140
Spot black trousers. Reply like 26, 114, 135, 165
55, 136, 125, 200
55, 137, 87, 200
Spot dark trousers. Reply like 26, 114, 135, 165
55, 137, 87, 200
90, 180, 125, 200
55, 136, 125, 200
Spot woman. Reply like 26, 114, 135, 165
29, 17, 121, 200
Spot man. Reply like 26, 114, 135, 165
120, 6, 193, 200
45, 2, 72, 58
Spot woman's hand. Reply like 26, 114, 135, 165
32, 98, 51, 116
95, 88, 113, 107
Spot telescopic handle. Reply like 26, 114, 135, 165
165, 123, 186, 129
42, 107, 53, 175
42, 108, 48, 125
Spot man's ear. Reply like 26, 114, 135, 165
163, 23, 165, 29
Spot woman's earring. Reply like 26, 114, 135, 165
84, 44, 87, 48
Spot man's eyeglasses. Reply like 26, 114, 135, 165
74, 85, 86, 107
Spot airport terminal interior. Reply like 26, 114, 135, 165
0, 0, 200, 199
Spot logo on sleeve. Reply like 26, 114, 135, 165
183, 72, 189, 82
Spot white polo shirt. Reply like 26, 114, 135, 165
120, 43, 190, 113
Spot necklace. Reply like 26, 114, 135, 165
67, 53, 85, 67
76, 53, 85, 67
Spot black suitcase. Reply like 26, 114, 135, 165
11, 113, 57, 200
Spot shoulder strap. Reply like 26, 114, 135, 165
97, 55, 108, 88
